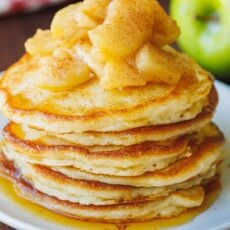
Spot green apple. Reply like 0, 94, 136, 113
170, 0, 230, 78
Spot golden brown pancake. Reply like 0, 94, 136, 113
52, 86, 218, 146
14, 184, 206, 223
2, 123, 224, 178
0, 53, 213, 134
0, 153, 205, 223
3, 122, 191, 176
0, 152, 216, 205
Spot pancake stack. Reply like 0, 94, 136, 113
0, 0, 225, 223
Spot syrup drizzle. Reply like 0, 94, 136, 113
0, 153, 221, 230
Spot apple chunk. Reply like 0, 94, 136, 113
51, 4, 88, 48
151, 1, 180, 46
39, 49, 92, 91
80, 0, 111, 24
89, 0, 155, 61
136, 44, 181, 84
25, 29, 56, 56
102, 61, 148, 89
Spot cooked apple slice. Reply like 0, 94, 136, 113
151, 1, 180, 46
76, 43, 104, 78
51, 4, 88, 48
89, 0, 155, 61
81, 0, 111, 24
25, 29, 56, 56
39, 49, 92, 91
101, 61, 149, 89
74, 10, 98, 29
136, 44, 181, 84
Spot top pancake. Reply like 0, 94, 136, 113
51, 86, 217, 146
0, 53, 213, 133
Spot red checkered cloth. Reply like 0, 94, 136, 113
0, 0, 67, 15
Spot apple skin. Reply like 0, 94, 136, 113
170, 0, 230, 78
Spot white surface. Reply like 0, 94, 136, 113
0, 81, 229, 230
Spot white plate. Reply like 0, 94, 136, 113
0, 81, 229, 230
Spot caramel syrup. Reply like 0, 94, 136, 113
0, 173, 220, 230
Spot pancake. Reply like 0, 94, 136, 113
2, 130, 223, 188
0, 53, 213, 133
0, 152, 206, 222
15, 185, 204, 223
3, 122, 191, 176
0, 152, 216, 206
53, 86, 217, 146
1, 171, 206, 223
2, 123, 224, 178
1, 123, 223, 207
